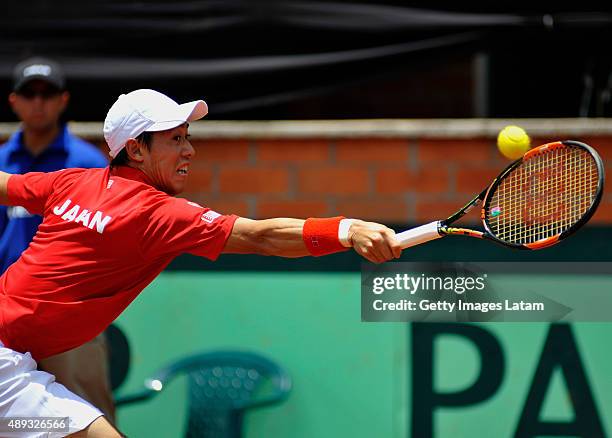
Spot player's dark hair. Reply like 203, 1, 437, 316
109, 131, 153, 167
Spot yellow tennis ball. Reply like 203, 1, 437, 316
497, 125, 531, 159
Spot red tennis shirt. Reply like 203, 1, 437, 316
0, 166, 237, 360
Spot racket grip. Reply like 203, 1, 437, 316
395, 221, 443, 249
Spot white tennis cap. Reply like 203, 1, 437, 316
104, 89, 208, 158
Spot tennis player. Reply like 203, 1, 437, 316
0, 89, 401, 437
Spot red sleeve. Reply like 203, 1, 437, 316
141, 196, 238, 261
7, 171, 65, 215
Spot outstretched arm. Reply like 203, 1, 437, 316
0, 172, 11, 205
223, 217, 402, 264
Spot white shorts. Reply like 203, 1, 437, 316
0, 341, 103, 438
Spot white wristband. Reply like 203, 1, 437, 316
338, 219, 355, 247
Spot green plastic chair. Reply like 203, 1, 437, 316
115, 350, 292, 438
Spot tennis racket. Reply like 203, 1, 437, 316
396, 140, 604, 250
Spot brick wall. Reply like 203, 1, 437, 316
173, 136, 612, 225
2, 120, 611, 225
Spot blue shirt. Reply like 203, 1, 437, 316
0, 125, 108, 273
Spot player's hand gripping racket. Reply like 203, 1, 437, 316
396, 140, 604, 250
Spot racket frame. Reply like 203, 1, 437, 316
439, 140, 605, 250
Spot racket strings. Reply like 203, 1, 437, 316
486, 146, 599, 244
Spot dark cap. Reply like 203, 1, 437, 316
13, 57, 65, 92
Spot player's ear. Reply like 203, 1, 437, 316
124, 138, 145, 163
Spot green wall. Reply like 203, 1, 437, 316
114, 271, 612, 437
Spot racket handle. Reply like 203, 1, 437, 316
395, 221, 443, 249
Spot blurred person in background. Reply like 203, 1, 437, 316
0, 57, 115, 423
